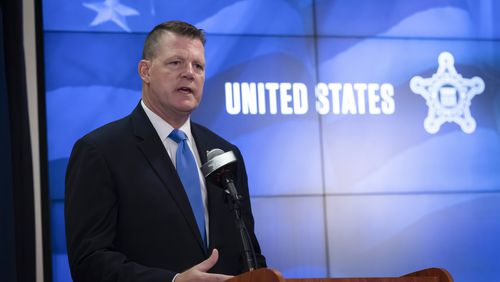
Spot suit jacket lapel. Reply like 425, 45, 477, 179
131, 104, 206, 252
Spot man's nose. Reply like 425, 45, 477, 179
181, 64, 195, 80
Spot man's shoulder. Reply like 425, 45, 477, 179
191, 122, 236, 150
79, 114, 133, 147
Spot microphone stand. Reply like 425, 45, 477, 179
223, 177, 258, 272
201, 149, 258, 272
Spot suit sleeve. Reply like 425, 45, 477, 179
65, 138, 176, 282
233, 148, 267, 269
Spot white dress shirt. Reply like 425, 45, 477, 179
141, 101, 209, 245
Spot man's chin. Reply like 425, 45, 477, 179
174, 103, 199, 115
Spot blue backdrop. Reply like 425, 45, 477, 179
42, 1, 500, 281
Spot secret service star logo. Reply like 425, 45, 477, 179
410, 52, 485, 134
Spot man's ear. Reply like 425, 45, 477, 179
138, 59, 151, 83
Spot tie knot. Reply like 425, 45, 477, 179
169, 129, 187, 144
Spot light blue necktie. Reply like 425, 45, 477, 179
169, 129, 206, 247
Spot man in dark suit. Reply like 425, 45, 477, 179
65, 20, 266, 282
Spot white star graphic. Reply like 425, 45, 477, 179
410, 52, 485, 134
83, 0, 139, 32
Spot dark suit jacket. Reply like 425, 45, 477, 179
65, 103, 266, 282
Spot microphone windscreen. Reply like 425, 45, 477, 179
207, 148, 224, 161
201, 149, 237, 178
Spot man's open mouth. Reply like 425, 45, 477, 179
178, 87, 193, 94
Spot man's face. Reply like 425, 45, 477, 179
140, 31, 205, 123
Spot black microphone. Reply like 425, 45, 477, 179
201, 149, 258, 272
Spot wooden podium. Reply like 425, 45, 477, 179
228, 268, 453, 282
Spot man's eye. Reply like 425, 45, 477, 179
169, 61, 181, 65
195, 64, 204, 71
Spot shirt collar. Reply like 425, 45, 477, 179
141, 100, 193, 142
